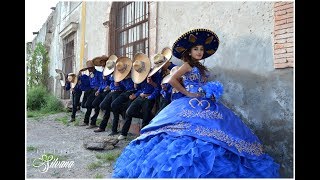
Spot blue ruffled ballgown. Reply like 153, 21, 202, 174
112, 67, 280, 178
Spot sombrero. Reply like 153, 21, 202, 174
55, 69, 66, 86
92, 55, 109, 66
103, 55, 118, 76
131, 52, 151, 84
172, 28, 219, 59
114, 57, 132, 82
67, 73, 78, 88
148, 47, 173, 78
161, 66, 180, 84
79, 60, 94, 72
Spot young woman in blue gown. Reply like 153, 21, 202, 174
112, 28, 280, 178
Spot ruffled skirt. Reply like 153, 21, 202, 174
112, 133, 279, 178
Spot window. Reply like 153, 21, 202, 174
111, 2, 149, 59
62, 32, 75, 99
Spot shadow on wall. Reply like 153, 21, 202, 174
208, 67, 293, 178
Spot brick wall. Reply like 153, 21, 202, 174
274, 2, 294, 68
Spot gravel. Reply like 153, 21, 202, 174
26, 112, 134, 178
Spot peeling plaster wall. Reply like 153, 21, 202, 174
51, 2, 82, 97
31, 1, 110, 96
158, 1, 293, 177
84, 1, 110, 72
29, 1, 293, 177
85, 1, 109, 58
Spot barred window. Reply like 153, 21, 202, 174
112, 2, 149, 59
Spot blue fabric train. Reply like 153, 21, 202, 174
112, 67, 280, 178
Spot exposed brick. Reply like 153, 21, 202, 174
286, 47, 293, 53
274, 58, 287, 63
275, 29, 287, 35
275, 33, 293, 39
287, 18, 293, 23
275, 4, 294, 11
275, 23, 293, 30
275, 19, 287, 26
286, 27, 293, 33
287, 62, 294, 67
286, 7, 293, 13
274, 63, 292, 68
284, 42, 293, 48
286, 37, 294, 43
287, 2, 294, 5
287, 58, 294, 62
275, 53, 293, 59
274, 38, 286, 44
275, 12, 294, 21
275, 43, 284, 49
275, 10, 287, 16
275, 49, 287, 54
274, 2, 288, 8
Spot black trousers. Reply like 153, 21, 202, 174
156, 96, 170, 115
81, 90, 90, 108
121, 96, 155, 136
82, 89, 106, 125
71, 91, 82, 118
98, 91, 122, 130
110, 90, 136, 133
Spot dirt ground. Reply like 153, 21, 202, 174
26, 111, 135, 179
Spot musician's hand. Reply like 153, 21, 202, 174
95, 91, 100, 96
140, 93, 148, 98
129, 94, 136, 100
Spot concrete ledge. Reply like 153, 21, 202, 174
117, 118, 142, 135
80, 108, 142, 135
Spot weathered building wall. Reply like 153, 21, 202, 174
28, 1, 293, 177
32, 26, 46, 46
55, 1, 82, 97
84, 1, 110, 72
48, 2, 62, 97
157, 1, 293, 177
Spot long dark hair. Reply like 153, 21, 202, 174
181, 46, 208, 77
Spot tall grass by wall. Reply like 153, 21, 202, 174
27, 86, 64, 116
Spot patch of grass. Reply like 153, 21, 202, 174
27, 86, 64, 116
40, 95, 64, 114
94, 173, 104, 178
87, 161, 103, 170
27, 146, 37, 152
27, 110, 65, 119
96, 118, 102, 125
55, 116, 69, 125
27, 111, 43, 118
73, 119, 80, 126
106, 123, 112, 130
96, 150, 121, 163
27, 86, 48, 110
